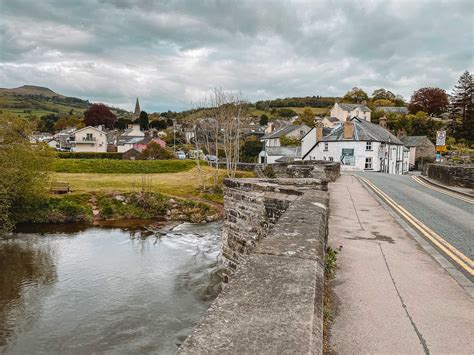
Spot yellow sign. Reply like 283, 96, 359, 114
436, 145, 447, 152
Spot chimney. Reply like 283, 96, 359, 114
97, 125, 103, 131
379, 116, 387, 129
343, 121, 353, 139
397, 129, 407, 139
315, 123, 323, 141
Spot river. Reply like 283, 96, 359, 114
0, 222, 222, 354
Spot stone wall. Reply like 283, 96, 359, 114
424, 163, 474, 188
269, 161, 340, 182
179, 177, 330, 354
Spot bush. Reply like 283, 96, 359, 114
52, 158, 196, 174
57, 152, 124, 159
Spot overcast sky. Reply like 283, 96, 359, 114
0, 0, 472, 112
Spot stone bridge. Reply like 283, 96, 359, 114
179, 162, 340, 354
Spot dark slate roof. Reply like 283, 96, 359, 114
338, 103, 371, 112
261, 124, 309, 140
400, 136, 429, 147
378, 106, 408, 114
326, 116, 340, 123
322, 117, 403, 145
265, 146, 301, 157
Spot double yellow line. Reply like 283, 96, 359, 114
412, 176, 474, 204
358, 175, 474, 276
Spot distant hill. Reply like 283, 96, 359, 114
0, 85, 130, 119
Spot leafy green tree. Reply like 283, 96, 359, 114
0, 115, 54, 235
138, 111, 149, 130
342, 87, 369, 103
116, 118, 133, 130
294, 108, 315, 127
373, 99, 394, 107
280, 135, 300, 146
448, 71, 473, 141
276, 108, 298, 118
149, 119, 168, 130
240, 135, 262, 162
259, 114, 269, 126
372, 88, 396, 102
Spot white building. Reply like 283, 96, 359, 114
330, 102, 372, 122
71, 126, 107, 153
258, 124, 310, 164
301, 117, 409, 174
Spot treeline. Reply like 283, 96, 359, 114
255, 96, 336, 110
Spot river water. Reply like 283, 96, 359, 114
0, 222, 222, 354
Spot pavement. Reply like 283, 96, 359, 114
418, 175, 474, 197
328, 174, 474, 354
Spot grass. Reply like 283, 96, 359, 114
52, 159, 197, 174
52, 166, 254, 202
286, 106, 330, 116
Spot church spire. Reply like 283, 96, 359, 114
134, 97, 141, 115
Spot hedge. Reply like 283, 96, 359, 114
57, 152, 124, 159
52, 158, 197, 174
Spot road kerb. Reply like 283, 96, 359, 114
412, 176, 474, 204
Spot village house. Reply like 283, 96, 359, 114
317, 116, 340, 128
400, 135, 436, 169
301, 117, 409, 174
258, 124, 310, 164
71, 126, 107, 153
330, 102, 372, 122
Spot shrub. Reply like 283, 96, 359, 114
57, 152, 124, 159
52, 159, 196, 173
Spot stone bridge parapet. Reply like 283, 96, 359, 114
179, 175, 331, 354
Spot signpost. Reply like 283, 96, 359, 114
436, 130, 446, 158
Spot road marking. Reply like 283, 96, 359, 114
358, 175, 474, 276
412, 176, 474, 204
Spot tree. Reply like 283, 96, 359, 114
373, 99, 394, 107
275, 108, 297, 118
83, 103, 117, 128
408, 87, 449, 115
372, 88, 396, 102
448, 71, 473, 141
293, 108, 315, 127
149, 119, 168, 130
140, 142, 174, 160
0, 115, 54, 235
240, 135, 262, 162
280, 135, 300, 146
138, 111, 149, 130
116, 118, 132, 130
259, 114, 269, 126
342, 87, 368, 103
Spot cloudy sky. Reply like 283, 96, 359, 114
0, 0, 472, 112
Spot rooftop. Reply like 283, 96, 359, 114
262, 124, 309, 140
337, 103, 371, 112
400, 136, 430, 147
323, 117, 403, 144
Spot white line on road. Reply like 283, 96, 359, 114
412, 176, 474, 204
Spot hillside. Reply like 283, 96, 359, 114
0, 85, 129, 119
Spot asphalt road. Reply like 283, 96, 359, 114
358, 172, 473, 261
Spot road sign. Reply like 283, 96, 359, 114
436, 145, 447, 152
436, 130, 446, 146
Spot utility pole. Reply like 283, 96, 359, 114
173, 119, 176, 155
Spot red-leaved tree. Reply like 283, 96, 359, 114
83, 104, 117, 129
408, 87, 449, 115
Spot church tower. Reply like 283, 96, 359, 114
132, 97, 141, 120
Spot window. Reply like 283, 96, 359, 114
324, 142, 329, 151
365, 157, 373, 169
329, 157, 334, 162
366, 142, 372, 151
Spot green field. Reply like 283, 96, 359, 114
248, 106, 330, 119
52, 159, 197, 174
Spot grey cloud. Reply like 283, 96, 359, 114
0, 0, 472, 112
